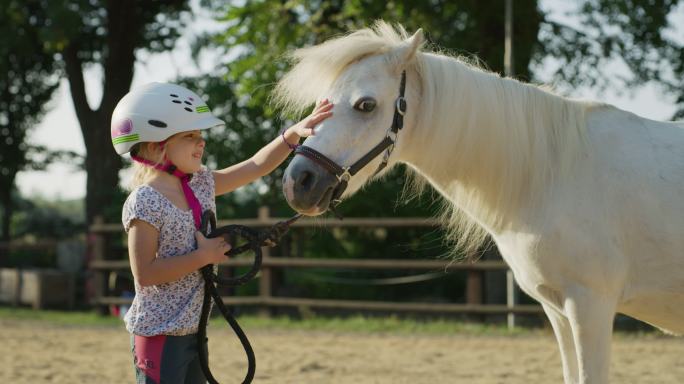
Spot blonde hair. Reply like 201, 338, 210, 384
128, 142, 167, 190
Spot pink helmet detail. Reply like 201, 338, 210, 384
111, 118, 133, 138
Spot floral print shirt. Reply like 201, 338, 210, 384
121, 166, 216, 336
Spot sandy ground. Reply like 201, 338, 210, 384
1, 319, 683, 384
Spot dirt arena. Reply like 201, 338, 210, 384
1, 318, 683, 384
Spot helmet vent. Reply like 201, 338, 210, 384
170, 94, 179, 97
184, 100, 192, 105
184, 107, 192, 112
172, 100, 181, 104
148, 120, 168, 128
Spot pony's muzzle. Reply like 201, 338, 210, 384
282, 156, 338, 215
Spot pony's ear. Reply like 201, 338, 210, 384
393, 28, 424, 69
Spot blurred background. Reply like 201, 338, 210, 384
1, 0, 683, 324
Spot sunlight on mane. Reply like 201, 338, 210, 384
273, 21, 409, 116
275, 21, 595, 257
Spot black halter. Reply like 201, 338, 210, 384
294, 71, 407, 212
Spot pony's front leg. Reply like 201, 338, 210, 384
565, 286, 617, 384
542, 303, 579, 384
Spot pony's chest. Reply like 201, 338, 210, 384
493, 234, 557, 293
493, 219, 629, 300
492, 228, 600, 298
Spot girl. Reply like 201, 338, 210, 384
110, 82, 332, 384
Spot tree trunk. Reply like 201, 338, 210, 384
474, 0, 541, 81
83, 114, 123, 225
62, 0, 138, 225
63, 45, 126, 225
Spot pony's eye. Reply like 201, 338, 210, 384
354, 97, 377, 112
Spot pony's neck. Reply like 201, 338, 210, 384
400, 53, 588, 243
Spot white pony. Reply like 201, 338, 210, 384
278, 22, 684, 384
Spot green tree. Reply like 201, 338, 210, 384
12, 196, 85, 240
31, 0, 192, 225
0, 1, 60, 241
538, 0, 684, 118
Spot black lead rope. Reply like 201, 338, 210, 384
196, 210, 301, 384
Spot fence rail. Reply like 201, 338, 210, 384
88, 208, 542, 320
90, 257, 508, 271
0, 241, 58, 251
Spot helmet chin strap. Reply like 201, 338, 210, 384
131, 140, 203, 229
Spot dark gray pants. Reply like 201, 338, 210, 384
130, 333, 207, 384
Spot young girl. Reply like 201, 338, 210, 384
111, 82, 332, 384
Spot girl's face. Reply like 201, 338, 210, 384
164, 130, 206, 173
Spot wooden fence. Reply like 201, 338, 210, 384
0, 241, 76, 309
88, 208, 543, 321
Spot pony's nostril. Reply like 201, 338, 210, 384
296, 170, 315, 192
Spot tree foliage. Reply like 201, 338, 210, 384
2, 0, 200, 242
0, 1, 60, 240
33, 0, 191, 225
538, 0, 684, 118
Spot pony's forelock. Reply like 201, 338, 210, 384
273, 21, 411, 118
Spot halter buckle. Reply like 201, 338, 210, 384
337, 167, 352, 182
395, 97, 407, 116
380, 140, 395, 168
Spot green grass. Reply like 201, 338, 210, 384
227, 314, 534, 336
0, 306, 666, 339
0, 306, 532, 336
0, 306, 122, 327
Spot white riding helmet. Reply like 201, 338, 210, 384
111, 82, 225, 155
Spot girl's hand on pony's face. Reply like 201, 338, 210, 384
290, 99, 334, 137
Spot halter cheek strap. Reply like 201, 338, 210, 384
294, 70, 407, 213
131, 146, 203, 230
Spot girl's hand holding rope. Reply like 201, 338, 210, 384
195, 231, 231, 264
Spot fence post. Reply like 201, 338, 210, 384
0, 241, 6, 267
506, 270, 517, 329
89, 215, 107, 314
466, 271, 483, 306
12, 267, 21, 307
504, 0, 518, 331
257, 206, 273, 317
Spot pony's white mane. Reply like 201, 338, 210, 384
275, 21, 592, 256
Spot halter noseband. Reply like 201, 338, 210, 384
294, 71, 407, 213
